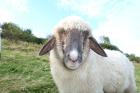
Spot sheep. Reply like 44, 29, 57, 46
39, 16, 136, 93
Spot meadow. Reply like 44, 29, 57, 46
0, 39, 140, 93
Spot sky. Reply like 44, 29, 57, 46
0, 0, 140, 56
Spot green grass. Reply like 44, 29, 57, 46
0, 39, 140, 93
135, 63, 140, 93
1, 39, 58, 93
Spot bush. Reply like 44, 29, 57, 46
1, 22, 45, 44
125, 54, 140, 63
100, 43, 122, 52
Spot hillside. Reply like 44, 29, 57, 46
0, 39, 140, 93
1, 39, 58, 93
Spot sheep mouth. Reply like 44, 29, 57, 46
64, 59, 82, 70
63, 51, 83, 70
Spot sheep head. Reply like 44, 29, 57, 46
39, 16, 107, 70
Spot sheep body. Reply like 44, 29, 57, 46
50, 49, 136, 93
40, 16, 136, 93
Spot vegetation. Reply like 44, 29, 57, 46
0, 39, 140, 93
1, 39, 58, 93
125, 54, 140, 63
1, 22, 46, 44
100, 36, 140, 63
100, 36, 111, 45
100, 43, 121, 52
0, 24, 140, 92
99, 36, 122, 52
135, 63, 140, 93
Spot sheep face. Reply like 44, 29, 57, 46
62, 29, 87, 69
39, 28, 107, 70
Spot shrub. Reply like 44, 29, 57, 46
1, 22, 45, 44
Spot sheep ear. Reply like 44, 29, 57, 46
89, 37, 107, 57
39, 37, 55, 56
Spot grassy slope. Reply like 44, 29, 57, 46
1, 39, 58, 93
0, 39, 140, 93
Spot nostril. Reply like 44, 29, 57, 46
69, 57, 77, 62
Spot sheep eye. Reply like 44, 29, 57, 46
82, 31, 89, 46
82, 31, 89, 38
62, 41, 65, 53
62, 41, 64, 47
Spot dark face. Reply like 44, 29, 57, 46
62, 29, 87, 69
39, 28, 107, 70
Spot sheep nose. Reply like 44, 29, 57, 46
68, 50, 78, 62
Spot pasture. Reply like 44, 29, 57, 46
0, 39, 140, 93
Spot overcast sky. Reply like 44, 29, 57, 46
0, 0, 140, 56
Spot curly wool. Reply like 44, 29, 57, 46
53, 16, 91, 32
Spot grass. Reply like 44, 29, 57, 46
135, 63, 140, 93
0, 39, 140, 93
1, 39, 58, 93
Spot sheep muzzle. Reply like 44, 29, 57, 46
63, 30, 83, 70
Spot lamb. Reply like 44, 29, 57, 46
39, 16, 136, 93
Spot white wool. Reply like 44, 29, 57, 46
50, 49, 136, 93
53, 16, 91, 33
49, 16, 136, 93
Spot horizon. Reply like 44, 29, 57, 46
0, 0, 140, 56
